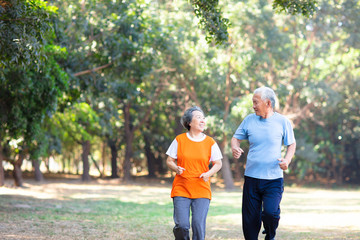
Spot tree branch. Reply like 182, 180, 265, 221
177, 74, 201, 106
57, 117, 83, 145
133, 85, 163, 133
73, 62, 113, 77
0, 18, 39, 22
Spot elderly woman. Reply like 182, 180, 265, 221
166, 106, 223, 240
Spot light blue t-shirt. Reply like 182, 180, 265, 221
233, 112, 296, 180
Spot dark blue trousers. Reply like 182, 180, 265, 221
242, 176, 284, 240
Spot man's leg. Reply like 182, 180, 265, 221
242, 176, 263, 240
190, 198, 210, 240
261, 178, 284, 240
173, 197, 191, 240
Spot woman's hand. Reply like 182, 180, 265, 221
166, 156, 186, 175
200, 160, 222, 182
200, 172, 211, 182
176, 166, 186, 175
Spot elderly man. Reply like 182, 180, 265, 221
231, 87, 296, 240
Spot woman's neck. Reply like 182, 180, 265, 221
188, 130, 203, 139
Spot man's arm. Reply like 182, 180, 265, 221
278, 142, 296, 170
231, 137, 244, 159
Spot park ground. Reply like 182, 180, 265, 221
1, 175, 360, 240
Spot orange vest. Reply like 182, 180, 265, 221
171, 133, 215, 200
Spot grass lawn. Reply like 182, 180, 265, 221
1, 178, 360, 239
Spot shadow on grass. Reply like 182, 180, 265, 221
0, 192, 242, 240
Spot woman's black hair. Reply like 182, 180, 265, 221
180, 106, 204, 131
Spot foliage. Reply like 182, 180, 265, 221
0, 44, 68, 144
51, 102, 100, 146
273, 0, 317, 17
189, 0, 318, 45
0, 0, 67, 163
190, 0, 230, 45
0, 0, 57, 70
1, 0, 360, 185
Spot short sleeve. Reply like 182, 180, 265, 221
210, 143, 223, 161
233, 116, 249, 140
166, 139, 178, 159
283, 119, 296, 146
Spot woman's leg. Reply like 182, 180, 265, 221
190, 198, 210, 240
173, 197, 191, 240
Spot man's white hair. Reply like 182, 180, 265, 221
254, 87, 276, 109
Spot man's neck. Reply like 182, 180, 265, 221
262, 109, 274, 119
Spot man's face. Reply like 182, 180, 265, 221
252, 93, 268, 118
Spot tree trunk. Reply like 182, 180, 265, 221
61, 155, 66, 173
13, 153, 25, 187
90, 153, 102, 177
157, 156, 166, 175
219, 138, 235, 190
32, 159, 44, 182
108, 139, 119, 178
123, 103, 134, 182
144, 134, 156, 178
174, 116, 184, 136
0, 141, 4, 186
102, 141, 107, 177
221, 154, 235, 189
121, 86, 162, 181
233, 156, 244, 181
123, 134, 133, 182
0, 155, 4, 187
81, 140, 91, 181
13, 164, 23, 187
44, 157, 50, 173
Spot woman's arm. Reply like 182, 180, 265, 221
166, 156, 185, 175
199, 160, 222, 182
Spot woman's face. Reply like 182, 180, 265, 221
189, 110, 206, 132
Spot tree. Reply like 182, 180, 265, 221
0, 0, 55, 70
50, 0, 173, 181
219, 0, 360, 183
158, 0, 359, 186
0, 43, 68, 186
51, 102, 100, 181
189, 0, 317, 45
0, 0, 69, 186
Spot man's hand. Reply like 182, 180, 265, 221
279, 143, 296, 171
232, 146, 244, 159
278, 158, 290, 170
231, 137, 244, 159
